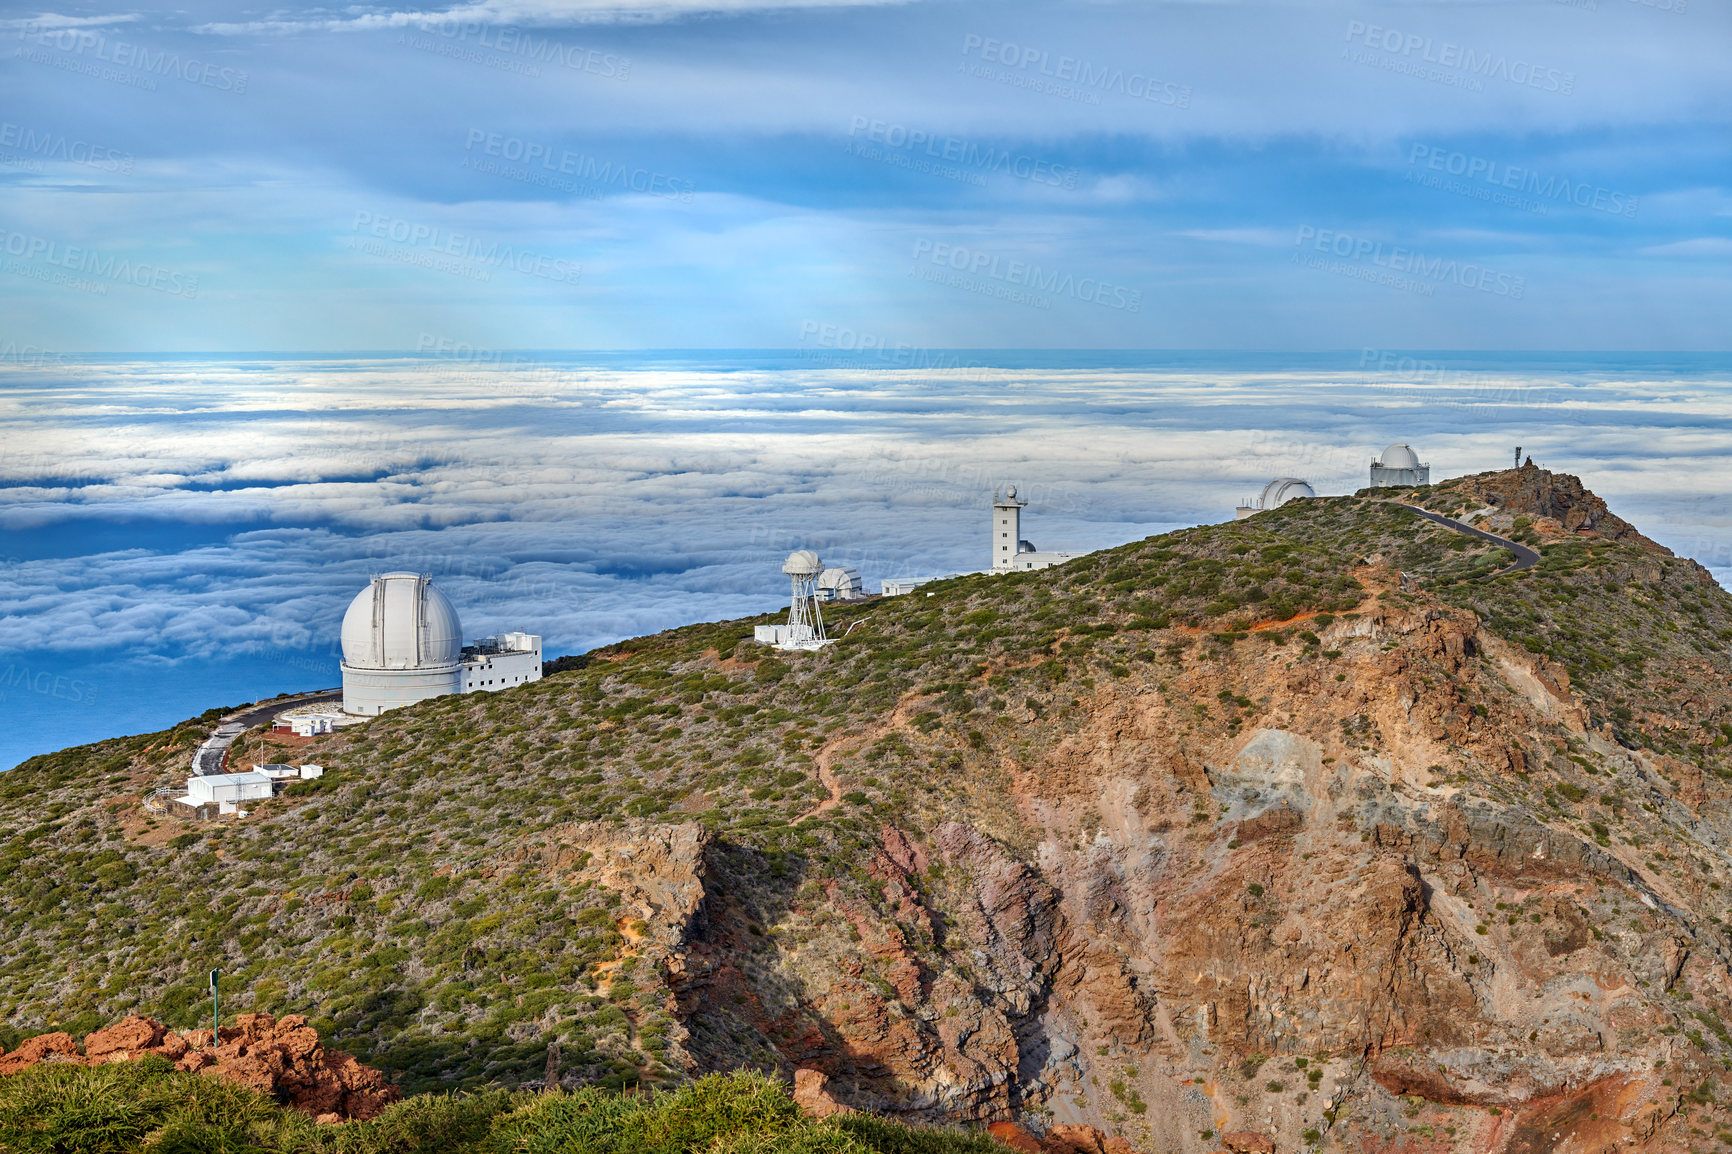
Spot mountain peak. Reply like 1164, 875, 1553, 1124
1370, 465, 1668, 554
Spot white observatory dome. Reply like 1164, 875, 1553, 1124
339, 573, 466, 718
1259, 477, 1316, 509
340, 573, 463, 669
1380, 443, 1421, 469
783, 550, 823, 578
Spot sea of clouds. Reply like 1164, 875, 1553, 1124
2, 352, 1729, 770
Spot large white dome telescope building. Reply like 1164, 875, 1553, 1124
339, 572, 542, 717
1235, 477, 1316, 520
1370, 443, 1430, 488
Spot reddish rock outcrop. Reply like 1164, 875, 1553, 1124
82, 1016, 166, 1060
0, 1031, 80, 1075
988, 1120, 1045, 1152
1219, 1132, 1275, 1154
0, 1014, 398, 1121
985, 1121, 1136, 1154
793, 1068, 854, 1118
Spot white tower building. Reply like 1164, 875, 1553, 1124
991, 486, 1085, 572
992, 487, 1026, 571
340, 573, 464, 716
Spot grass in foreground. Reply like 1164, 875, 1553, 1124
0, 1062, 1002, 1154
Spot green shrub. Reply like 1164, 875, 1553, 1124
0, 1056, 307, 1154
0, 1065, 1001, 1154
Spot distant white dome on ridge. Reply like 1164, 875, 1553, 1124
1380, 443, 1421, 469
340, 572, 463, 670
1259, 477, 1315, 509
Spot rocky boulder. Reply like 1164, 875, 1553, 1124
1219, 1132, 1276, 1154
0, 1032, 80, 1075
0, 1014, 398, 1121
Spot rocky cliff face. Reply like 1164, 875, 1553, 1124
664, 587, 1731, 1154
6, 469, 1732, 1154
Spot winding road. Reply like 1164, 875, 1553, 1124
1389, 503, 1540, 578
190, 690, 342, 776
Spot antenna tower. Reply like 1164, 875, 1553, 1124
779, 550, 830, 650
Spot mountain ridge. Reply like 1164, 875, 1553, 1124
6, 468, 1732, 1154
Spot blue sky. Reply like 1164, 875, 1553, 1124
1, 0, 1727, 350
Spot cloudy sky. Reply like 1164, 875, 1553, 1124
1, 0, 1728, 350
5, 353, 1732, 769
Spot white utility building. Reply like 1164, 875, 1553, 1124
991, 486, 1086, 572
460, 632, 544, 692
1235, 477, 1316, 520
339, 573, 542, 717
273, 702, 346, 736
183, 771, 274, 815
1369, 443, 1431, 488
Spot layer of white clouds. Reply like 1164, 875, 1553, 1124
5, 357, 1732, 666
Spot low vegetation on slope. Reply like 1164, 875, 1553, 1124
0, 493, 1393, 1091
10, 468, 1732, 1154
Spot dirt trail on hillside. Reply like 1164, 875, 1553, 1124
803, 690, 932, 818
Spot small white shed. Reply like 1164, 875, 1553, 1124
187, 771, 275, 813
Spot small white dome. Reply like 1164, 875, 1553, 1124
1380, 443, 1421, 469
340, 573, 463, 670
783, 550, 823, 577
1260, 477, 1316, 509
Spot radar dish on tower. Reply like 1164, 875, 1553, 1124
754, 550, 833, 651
783, 549, 823, 578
